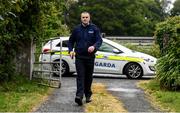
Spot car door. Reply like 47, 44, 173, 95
94, 42, 125, 74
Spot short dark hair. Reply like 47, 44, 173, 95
81, 11, 90, 16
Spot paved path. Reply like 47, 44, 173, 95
36, 77, 84, 112
94, 77, 160, 112
36, 75, 160, 112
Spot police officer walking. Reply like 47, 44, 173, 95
68, 12, 102, 106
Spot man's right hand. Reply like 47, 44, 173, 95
69, 51, 75, 59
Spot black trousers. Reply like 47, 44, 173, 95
75, 58, 95, 99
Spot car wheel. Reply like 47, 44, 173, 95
52, 60, 69, 76
124, 63, 143, 79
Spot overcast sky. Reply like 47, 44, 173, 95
165, 0, 176, 12
171, 0, 176, 8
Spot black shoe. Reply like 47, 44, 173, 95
75, 97, 83, 106
86, 97, 92, 103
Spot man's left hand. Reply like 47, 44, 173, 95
88, 46, 95, 53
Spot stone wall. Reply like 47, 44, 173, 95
15, 39, 35, 79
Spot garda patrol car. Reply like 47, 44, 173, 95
39, 37, 157, 79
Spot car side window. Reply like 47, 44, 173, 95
99, 42, 119, 53
56, 40, 68, 47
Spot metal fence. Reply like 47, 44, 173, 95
105, 36, 154, 46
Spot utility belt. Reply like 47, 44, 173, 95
75, 53, 95, 60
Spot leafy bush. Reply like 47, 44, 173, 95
0, 1, 69, 82
0, 0, 41, 82
154, 16, 180, 90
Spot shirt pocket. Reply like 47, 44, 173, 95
88, 30, 94, 37
88, 30, 96, 43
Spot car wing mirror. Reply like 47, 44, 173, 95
113, 48, 121, 54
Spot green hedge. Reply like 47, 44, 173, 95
0, 1, 69, 83
154, 16, 180, 90
0, 0, 40, 82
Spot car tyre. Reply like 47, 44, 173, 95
52, 60, 70, 76
124, 62, 143, 79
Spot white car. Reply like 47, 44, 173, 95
39, 37, 157, 79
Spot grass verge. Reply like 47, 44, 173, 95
85, 83, 127, 112
138, 80, 180, 112
0, 75, 53, 112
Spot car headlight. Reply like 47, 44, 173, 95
149, 66, 155, 71
144, 58, 150, 62
144, 58, 154, 62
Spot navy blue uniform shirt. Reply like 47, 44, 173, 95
68, 23, 102, 59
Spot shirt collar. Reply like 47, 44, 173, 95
81, 23, 90, 27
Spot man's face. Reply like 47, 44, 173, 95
81, 13, 90, 26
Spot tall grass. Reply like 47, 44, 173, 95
0, 74, 52, 112
139, 80, 180, 112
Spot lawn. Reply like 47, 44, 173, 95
0, 75, 53, 112
138, 80, 180, 112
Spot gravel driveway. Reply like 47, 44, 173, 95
36, 75, 160, 112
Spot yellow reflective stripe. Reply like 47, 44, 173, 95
108, 55, 144, 62
96, 54, 104, 59
55, 51, 69, 55
124, 57, 144, 62
54, 52, 144, 62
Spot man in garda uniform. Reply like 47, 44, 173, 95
68, 12, 102, 106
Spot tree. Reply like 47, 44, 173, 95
0, 0, 69, 82
67, 0, 165, 36
39, 1, 69, 40
171, 0, 180, 16
0, 0, 41, 81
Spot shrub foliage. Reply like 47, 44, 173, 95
0, 0, 69, 82
154, 16, 180, 90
